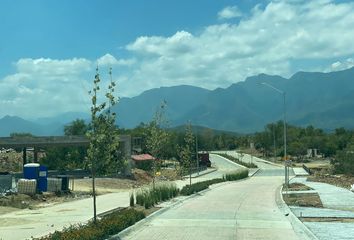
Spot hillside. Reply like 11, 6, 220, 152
1, 67, 354, 136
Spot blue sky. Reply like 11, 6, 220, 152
1, 0, 354, 119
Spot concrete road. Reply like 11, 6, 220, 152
120, 152, 308, 240
121, 175, 304, 240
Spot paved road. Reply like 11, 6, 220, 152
121, 153, 309, 240
121, 175, 304, 240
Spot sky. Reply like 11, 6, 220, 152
1, 0, 354, 119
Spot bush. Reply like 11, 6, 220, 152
217, 153, 257, 168
34, 208, 145, 240
135, 182, 179, 209
180, 178, 224, 196
180, 169, 249, 196
130, 193, 135, 207
223, 169, 249, 181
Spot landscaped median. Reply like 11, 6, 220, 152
180, 169, 249, 196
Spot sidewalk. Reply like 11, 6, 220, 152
293, 167, 309, 176
291, 177, 354, 211
288, 177, 354, 240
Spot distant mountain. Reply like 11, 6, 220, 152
113, 67, 354, 133
0, 112, 90, 137
114, 85, 210, 128
2, 67, 354, 135
0, 116, 44, 136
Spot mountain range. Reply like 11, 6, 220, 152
1, 67, 354, 136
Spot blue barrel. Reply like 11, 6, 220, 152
38, 165, 48, 192
23, 163, 40, 180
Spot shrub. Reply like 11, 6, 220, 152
180, 169, 249, 196
180, 178, 224, 196
135, 182, 179, 209
223, 169, 249, 181
34, 208, 145, 240
217, 153, 257, 168
130, 193, 135, 207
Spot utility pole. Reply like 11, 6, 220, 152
196, 131, 199, 175
261, 82, 288, 188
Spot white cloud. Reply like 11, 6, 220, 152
328, 58, 354, 72
2, 0, 354, 118
118, 0, 354, 96
97, 53, 135, 66
218, 6, 243, 20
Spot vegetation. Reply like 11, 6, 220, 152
34, 208, 145, 240
87, 67, 121, 223
145, 101, 170, 186
87, 67, 122, 176
178, 123, 196, 177
253, 122, 354, 175
223, 169, 249, 181
216, 153, 257, 168
180, 170, 249, 196
41, 120, 88, 170
135, 182, 179, 209
180, 178, 224, 195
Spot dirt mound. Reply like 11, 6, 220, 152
132, 169, 152, 184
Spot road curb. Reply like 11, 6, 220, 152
210, 153, 248, 169
275, 185, 319, 240
109, 184, 217, 240
182, 168, 217, 179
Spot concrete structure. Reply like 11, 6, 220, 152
0, 135, 132, 165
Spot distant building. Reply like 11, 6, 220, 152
131, 154, 155, 171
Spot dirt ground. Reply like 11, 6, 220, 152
283, 192, 323, 208
308, 173, 354, 190
0, 168, 157, 213
300, 217, 354, 223
286, 183, 313, 191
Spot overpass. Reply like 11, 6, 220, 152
0, 135, 131, 165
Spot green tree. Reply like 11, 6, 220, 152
178, 123, 195, 185
41, 120, 88, 170
10, 132, 34, 138
64, 119, 88, 136
332, 141, 354, 174
145, 101, 170, 187
87, 67, 120, 222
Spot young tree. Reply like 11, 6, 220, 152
145, 101, 170, 188
178, 123, 195, 185
87, 67, 120, 223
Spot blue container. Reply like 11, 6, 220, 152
23, 163, 40, 180
38, 165, 48, 192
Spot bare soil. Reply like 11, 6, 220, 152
0, 191, 91, 211
300, 217, 354, 223
287, 183, 313, 191
308, 173, 354, 190
283, 193, 323, 208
